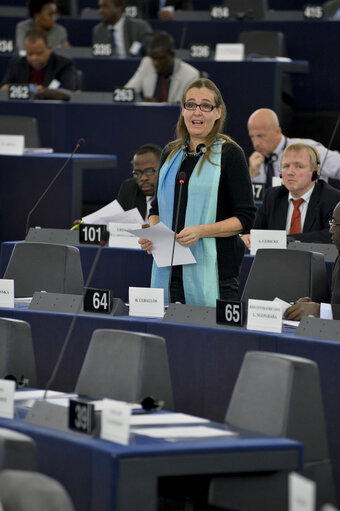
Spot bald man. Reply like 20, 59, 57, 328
247, 108, 340, 187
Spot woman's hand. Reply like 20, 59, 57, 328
176, 226, 202, 247
138, 237, 152, 254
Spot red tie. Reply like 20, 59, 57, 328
289, 198, 304, 234
157, 75, 168, 102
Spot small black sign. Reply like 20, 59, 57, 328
92, 43, 112, 57
252, 183, 265, 201
216, 300, 244, 326
210, 5, 230, 19
69, 399, 95, 434
125, 5, 138, 17
8, 84, 30, 100
189, 44, 211, 59
303, 5, 324, 18
113, 87, 135, 102
0, 39, 14, 54
79, 224, 107, 245
84, 288, 113, 314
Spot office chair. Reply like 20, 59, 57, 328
0, 115, 41, 148
0, 318, 37, 388
3, 242, 84, 297
241, 248, 330, 304
238, 30, 286, 58
0, 429, 36, 471
0, 470, 75, 511
209, 351, 336, 510
223, 0, 268, 20
75, 329, 174, 410
288, 241, 338, 262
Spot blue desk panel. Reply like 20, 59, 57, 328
0, 153, 117, 243
0, 100, 181, 185
0, 305, 338, 499
0, 413, 302, 511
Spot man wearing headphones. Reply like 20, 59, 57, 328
247, 108, 340, 186
242, 142, 340, 248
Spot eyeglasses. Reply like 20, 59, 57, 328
132, 168, 157, 179
183, 102, 216, 112
329, 219, 340, 228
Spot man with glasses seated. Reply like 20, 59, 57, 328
117, 144, 161, 222
284, 201, 340, 321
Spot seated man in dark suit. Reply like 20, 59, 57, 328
1, 28, 77, 97
242, 142, 340, 249
118, 143, 161, 222
284, 201, 340, 321
92, 0, 153, 57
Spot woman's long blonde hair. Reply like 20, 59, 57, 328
166, 78, 235, 170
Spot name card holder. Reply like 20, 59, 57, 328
0, 135, 24, 156
79, 223, 107, 245
252, 183, 265, 201
129, 287, 164, 318
0, 279, 14, 308
250, 229, 286, 255
100, 398, 132, 445
215, 43, 244, 62
210, 5, 230, 19
0, 39, 14, 53
247, 298, 282, 333
189, 44, 211, 59
0, 379, 15, 419
92, 43, 112, 57
69, 399, 95, 435
83, 288, 112, 314
289, 472, 316, 511
216, 300, 244, 327
125, 5, 138, 17
112, 87, 135, 102
303, 5, 323, 18
8, 84, 30, 100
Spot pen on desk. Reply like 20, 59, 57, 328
71, 220, 83, 230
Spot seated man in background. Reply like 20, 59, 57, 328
284, 200, 340, 320
1, 28, 78, 97
16, 0, 70, 53
248, 108, 340, 187
125, 31, 200, 103
92, 0, 153, 57
242, 142, 340, 248
117, 143, 161, 222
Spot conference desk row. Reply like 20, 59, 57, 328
0, 16, 338, 110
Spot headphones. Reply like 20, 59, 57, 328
184, 143, 207, 156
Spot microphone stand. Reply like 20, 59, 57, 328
168, 172, 186, 304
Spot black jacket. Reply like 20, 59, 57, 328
117, 178, 147, 220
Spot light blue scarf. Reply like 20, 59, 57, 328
151, 139, 222, 306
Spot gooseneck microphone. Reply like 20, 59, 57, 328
43, 229, 110, 398
167, 171, 186, 304
25, 138, 85, 236
319, 113, 340, 179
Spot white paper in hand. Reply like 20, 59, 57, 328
125, 222, 196, 267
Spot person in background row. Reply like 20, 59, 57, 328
1, 28, 77, 97
248, 108, 340, 188
125, 31, 200, 103
241, 143, 340, 249
92, 0, 153, 57
131, 0, 193, 19
16, 0, 69, 53
284, 200, 340, 321
117, 143, 161, 222
139, 78, 256, 306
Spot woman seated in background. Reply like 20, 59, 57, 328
139, 78, 256, 306
16, 0, 70, 53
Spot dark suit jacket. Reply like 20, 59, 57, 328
254, 180, 340, 243
92, 17, 153, 56
331, 254, 340, 319
117, 178, 147, 220
1, 52, 78, 90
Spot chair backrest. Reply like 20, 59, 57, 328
288, 241, 338, 262
0, 115, 41, 148
0, 470, 75, 511
226, 351, 329, 462
3, 242, 84, 297
0, 429, 36, 471
241, 248, 330, 304
0, 318, 37, 388
238, 30, 286, 57
224, 0, 268, 20
75, 329, 174, 410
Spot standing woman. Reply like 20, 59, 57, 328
139, 78, 256, 306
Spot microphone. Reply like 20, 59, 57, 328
25, 138, 85, 236
43, 228, 109, 398
319, 113, 340, 179
179, 23, 188, 50
167, 171, 186, 304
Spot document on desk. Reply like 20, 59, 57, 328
130, 413, 209, 426
132, 425, 237, 440
125, 222, 196, 267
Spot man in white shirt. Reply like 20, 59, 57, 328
92, 0, 153, 57
247, 108, 340, 186
284, 200, 340, 321
242, 142, 340, 249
